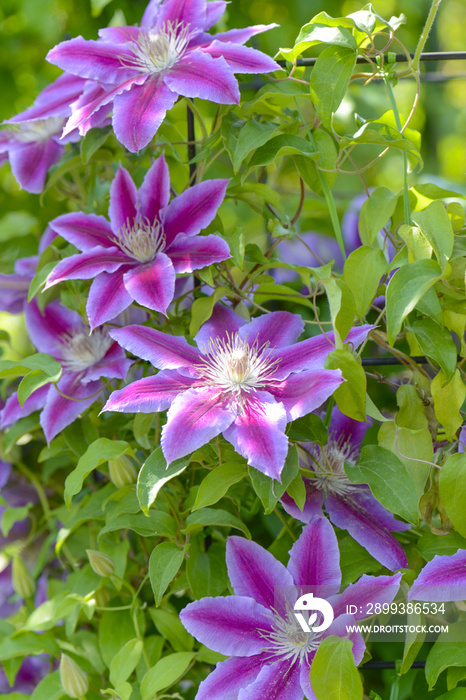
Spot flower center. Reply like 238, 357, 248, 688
60, 329, 112, 373
115, 217, 165, 263
196, 332, 281, 398
4, 117, 66, 143
304, 438, 361, 497
259, 604, 322, 666
122, 22, 191, 75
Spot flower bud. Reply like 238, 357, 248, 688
59, 654, 88, 698
108, 456, 137, 489
11, 555, 35, 599
86, 549, 115, 578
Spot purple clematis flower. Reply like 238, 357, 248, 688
281, 407, 409, 572
0, 299, 132, 443
45, 155, 230, 329
408, 549, 466, 602
0, 255, 38, 314
104, 304, 372, 479
46, 0, 280, 152
180, 515, 401, 700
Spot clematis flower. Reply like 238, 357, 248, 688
408, 549, 466, 602
46, 0, 280, 152
180, 515, 401, 700
0, 256, 38, 314
0, 299, 132, 442
280, 407, 409, 572
104, 304, 372, 479
0, 74, 92, 194
45, 155, 230, 329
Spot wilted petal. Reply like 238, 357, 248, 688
239, 311, 304, 349
123, 253, 175, 314
1, 385, 50, 430
25, 299, 82, 356
287, 516, 341, 594
204, 41, 280, 73
409, 550, 466, 601
166, 232, 230, 273
112, 78, 178, 152
226, 536, 294, 611
164, 51, 240, 104
326, 491, 409, 572
138, 153, 170, 224
109, 166, 138, 234
272, 369, 343, 421
162, 386, 237, 462
281, 479, 324, 522
103, 369, 195, 413
50, 212, 114, 251
271, 325, 375, 379
332, 573, 402, 621
109, 325, 201, 369
163, 178, 228, 245
195, 655, 264, 700
87, 268, 133, 330
238, 658, 302, 700
46, 246, 127, 286
46, 37, 136, 83
157, 0, 207, 32
9, 140, 64, 194
223, 391, 288, 480
180, 595, 273, 656
40, 374, 102, 443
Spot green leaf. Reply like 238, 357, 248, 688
437, 689, 466, 700
358, 187, 399, 245
321, 278, 355, 346
425, 622, 466, 689
186, 540, 228, 598
136, 446, 191, 516
149, 542, 185, 606
248, 445, 299, 514
64, 438, 133, 508
439, 454, 466, 538
133, 412, 154, 450
100, 510, 176, 538
431, 370, 466, 441
90, 0, 114, 16
109, 638, 143, 687
417, 530, 466, 561
280, 23, 357, 62
344, 247, 388, 320
412, 201, 454, 270
378, 422, 431, 499
232, 119, 280, 172
447, 668, 466, 692
185, 507, 251, 538
254, 283, 312, 308
310, 46, 357, 129
99, 611, 137, 668
1, 503, 32, 537
287, 413, 328, 444
80, 127, 110, 163
345, 445, 419, 524
407, 318, 457, 381
193, 462, 246, 511
189, 287, 235, 336
310, 636, 363, 700
295, 128, 337, 196
0, 211, 38, 242
30, 671, 64, 700
28, 261, 59, 302
339, 536, 380, 587
325, 350, 366, 421
0, 631, 59, 660
248, 134, 318, 169
140, 651, 194, 700
148, 609, 193, 652
386, 259, 443, 345
341, 121, 422, 165
0, 353, 62, 407
396, 384, 428, 430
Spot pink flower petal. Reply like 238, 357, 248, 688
238, 658, 303, 700
50, 212, 114, 251
123, 253, 175, 314
195, 655, 263, 700
138, 153, 170, 224
46, 37, 137, 83
1, 385, 51, 430
163, 178, 228, 245
109, 165, 138, 235
8, 73, 87, 122
204, 41, 280, 74
239, 311, 304, 349
281, 479, 324, 523
109, 325, 201, 369
194, 303, 245, 352
287, 516, 341, 595
112, 78, 178, 153
40, 374, 102, 443
86, 268, 133, 330
157, 0, 207, 32
166, 232, 230, 273
45, 246, 127, 287
161, 386, 237, 463
409, 550, 466, 601
103, 370, 195, 414
82, 342, 132, 384
332, 573, 402, 621
204, 1, 227, 30
25, 299, 82, 356
223, 391, 288, 479
9, 140, 64, 194
164, 50, 240, 104
272, 369, 343, 421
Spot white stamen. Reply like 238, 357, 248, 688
258, 602, 322, 667
114, 217, 165, 263
120, 22, 191, 75
303, 437, 361, 497
4, 117, 66, 143
195, 332, 281, 399
60, 328, 112, 373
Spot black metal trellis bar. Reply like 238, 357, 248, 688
361, 356, 427, 367
361, 660, 426, 670
277, 51, 466, 68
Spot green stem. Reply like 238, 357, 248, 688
382, 73, 411, 225
412, 0, 443, 72
294, 98, 346, 260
